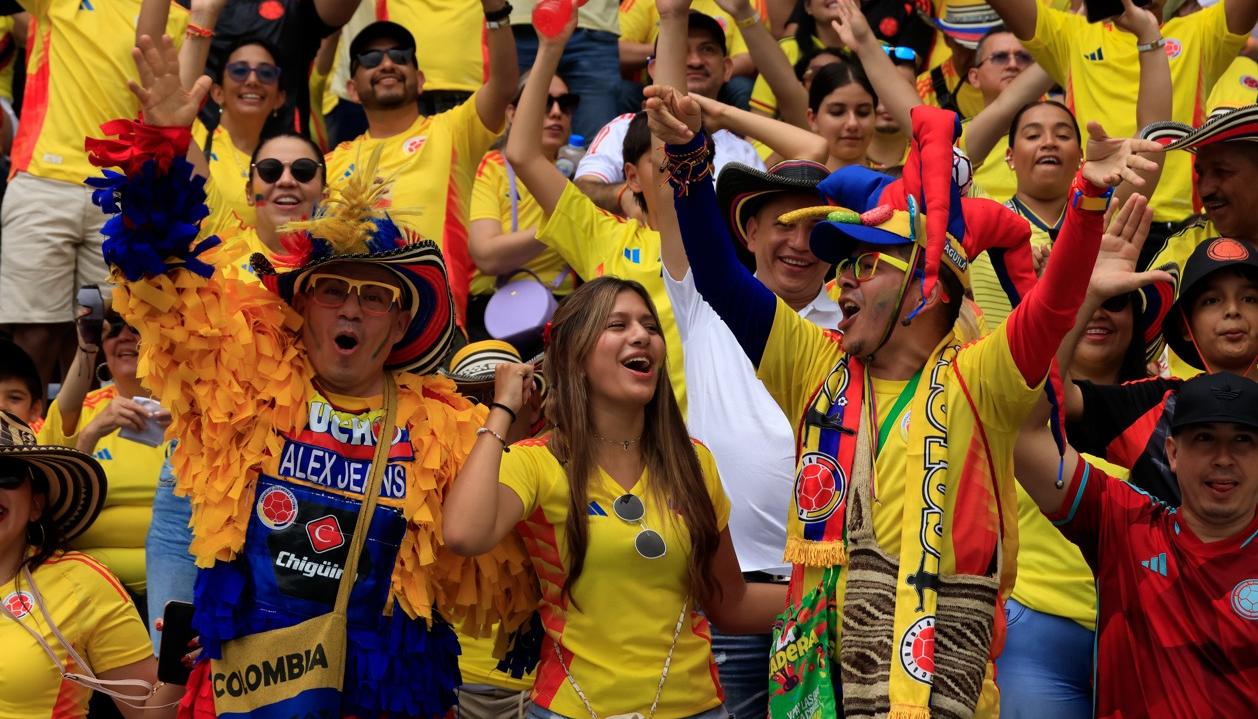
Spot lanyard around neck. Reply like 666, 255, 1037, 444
874, 369, 922, 457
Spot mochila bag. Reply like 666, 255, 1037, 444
768, 565, 841, 719
209, 375, 398, 718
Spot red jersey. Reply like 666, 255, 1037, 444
1048, 462, 1258, 718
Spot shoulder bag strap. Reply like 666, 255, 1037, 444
333, 373, 399, 615
504, 158, 521, 233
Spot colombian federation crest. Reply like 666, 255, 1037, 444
257, 485, 299, 530
899, 616, 936, 684
794, 452, 845, 523
1231, 578, 1258, 620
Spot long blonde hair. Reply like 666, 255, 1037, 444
544, 277, 720, 605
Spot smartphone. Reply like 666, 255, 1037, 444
76, 285, 105, 347
1086, 0, 1152, 23
119, 396, 166, 447
157, 600, 197, 685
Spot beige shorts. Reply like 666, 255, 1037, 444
0, 172, 108, 324
455, 685, 531, 719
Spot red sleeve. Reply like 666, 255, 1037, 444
1004, 172, 1109, 386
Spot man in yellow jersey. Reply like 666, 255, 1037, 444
986, 0, 1258, 254
325, 16, 517, 326
0, 0, 187, 391
374, 0, 491, 116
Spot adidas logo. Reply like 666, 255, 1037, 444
1141, 552, 1168, 577
1085, 47, 1104, 62
95, 448, 113, 461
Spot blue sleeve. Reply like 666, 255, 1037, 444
669, 133, 777, 367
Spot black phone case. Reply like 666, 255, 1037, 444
157, 600, 197, 686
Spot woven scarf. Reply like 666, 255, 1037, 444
786, 333, 1004, 718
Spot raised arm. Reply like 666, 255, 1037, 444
961, 64, 1054, 170
1111, 0, 1171, 209
443, 364, 532, 556
1226, 0, 1258, 35
178, 0, 226, 91
832, 0, 919, 132
650, 0, 691, 278
716, 0, 809, 128
504, 15, 576, 216
311, 0, 357, 29
1004, 125, 1163, 388
136, 0, 171, 45
1015, 393, 1085, 514
129, 34, 212, 178
476, 0, 520, 133
692, 93, 827, 163
985, 0, 1038, 41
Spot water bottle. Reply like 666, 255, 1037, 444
555, 134, 586, 179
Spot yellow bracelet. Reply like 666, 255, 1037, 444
735, 13, 759, 29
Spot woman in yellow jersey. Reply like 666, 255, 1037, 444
38, 305, 171, 606
807, 59, 877, 170
444, 277, 786, 718
1, 413, 186, 718
192, 37, 288, 229
466, 71, 579, 352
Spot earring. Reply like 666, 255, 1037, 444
26, 522, 46, 548
96, 363, 112, 384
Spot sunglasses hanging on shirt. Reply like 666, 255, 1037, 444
612, 493, 667, 559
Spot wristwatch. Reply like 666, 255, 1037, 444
484, 1, 512, 27
1137, 37, 1166, 54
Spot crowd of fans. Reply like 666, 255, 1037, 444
1, 0, 1257, 717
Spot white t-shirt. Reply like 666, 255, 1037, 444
664, 269, 841, 574
575, 113, 765, 183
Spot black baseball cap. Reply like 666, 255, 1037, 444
1163, 237, 1258, 369
349, 21, 417, 71
1171, 371, 1258, 434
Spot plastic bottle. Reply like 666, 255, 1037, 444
555, 134, 586, 179
532, 0, 574, 38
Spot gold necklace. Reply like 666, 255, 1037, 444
593, 432, 641, 452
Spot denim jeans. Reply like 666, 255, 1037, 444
527, 704, 728, 719
144, 454, 198, 653
513, 26, 622, 141
711, 630, 770, 719
994, 597, 1094, 719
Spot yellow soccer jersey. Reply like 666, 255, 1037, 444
961, 130, 1017, 204
376, 0, 487, 93
194, 119, 256, 230
750, 35, 824, 117
39, 387, 168, 592
12, 0, 188, 185
971, 198, 1058, 329
1207, 56, 1258, 113
468, 150, 577, 297
537, 182, 687, 413
0, 552, 151, 719
915, 59, 986, 120
500, 436, 730, 716
1021, 3, 1245, 222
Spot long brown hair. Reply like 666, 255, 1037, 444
544, 277, 720, 605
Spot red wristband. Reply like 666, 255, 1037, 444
185, 23, 214, 39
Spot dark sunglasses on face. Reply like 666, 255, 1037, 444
977, 50, 1034, 68
104, 313, 137, 339
355, 47, 415, 70
546, 93, 580, 115
0, 473, 27, 490
224, 61, 282, 86
252, 157, 323, 184
612, 493, 667, 559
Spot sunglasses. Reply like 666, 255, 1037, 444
882, 45, 918, 65
304, 273, 403, 315
355, 47, 415, 70
1100, 293, 1134, 313
546, 93, 580, 115
252, 158, 323, 184
976, 50, 1034, 68
612, 493, 667, 560
224, 61, 282, 86
0, 473, 27, 490
104, 313, 137, 339
836, 251, 912, 283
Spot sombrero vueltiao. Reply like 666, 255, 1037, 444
716, 160, 831, 255
1142, 103, 1258, 153
0, 411, 106, 543
933, 0, 1004, 50
250, 146, 455, 376
440, 340, 546, 396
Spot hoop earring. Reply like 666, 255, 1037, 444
96, 363, 112, 384
26, 522, 46, 548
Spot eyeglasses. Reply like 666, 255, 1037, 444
612, 493, 667, 560
104, 313, 137, 339
976, 50, 1033, 68
882, 45, 918, 66
224, 61, 282, 86
304, 273, 403, 315
355, 47, 415, 70
836, 251, 912, 283
1100, 293, 1133, 313
252, 158, 323, 184
546, 93, 580, 115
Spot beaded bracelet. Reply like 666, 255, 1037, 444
660, 134, 715, 197
477, 426, 510, 452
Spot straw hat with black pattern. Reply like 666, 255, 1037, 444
715, 160, 831, 266
932, 0, 1004, 50
1142, 103, 1258, 153
250, 146, 456, 375
441, 340, 546, 396
0, 411, 106, 544
1161, 237, 1258, 370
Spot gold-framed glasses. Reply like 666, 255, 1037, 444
305, 273, 402, 315
835, 251, 911, 283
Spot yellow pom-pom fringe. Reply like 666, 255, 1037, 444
784, 536, 847, 567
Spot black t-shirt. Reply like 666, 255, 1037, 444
199, 0, 336, 135
1066, 377, 1184, 505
